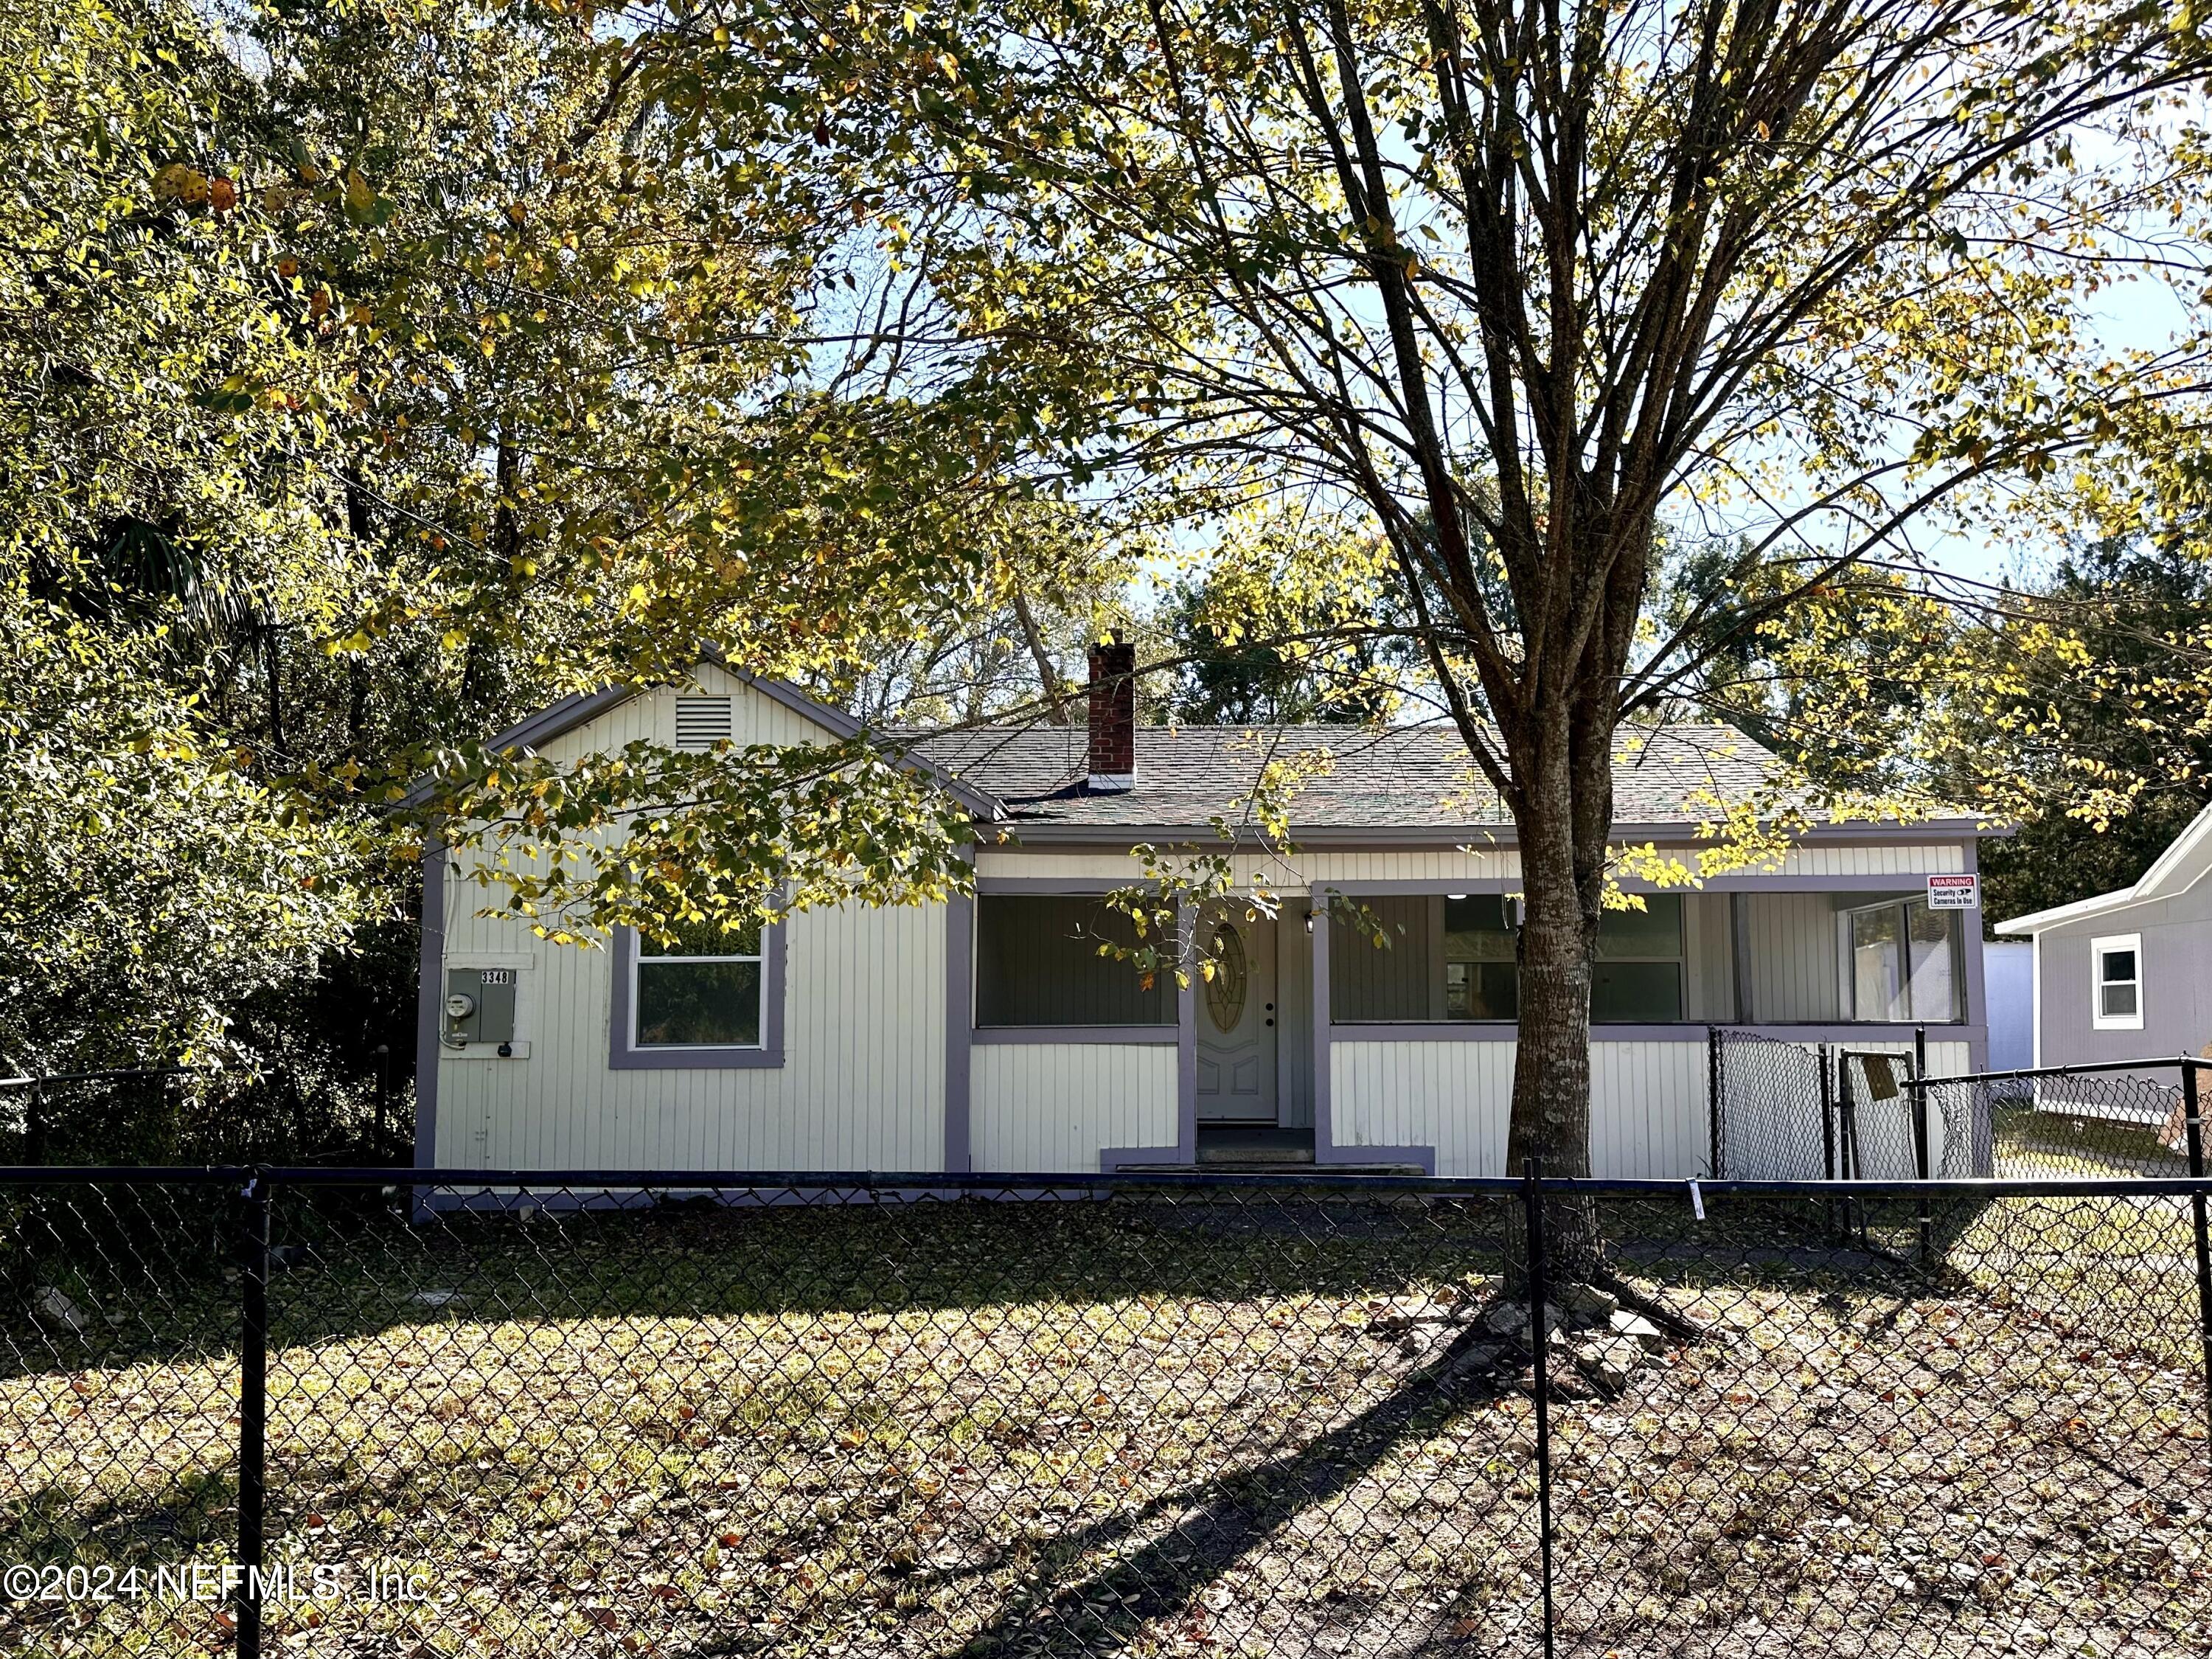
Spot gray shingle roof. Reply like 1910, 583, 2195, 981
907, 722, 1790, 832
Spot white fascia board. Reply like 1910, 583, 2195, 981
1993, 888, 2137, 935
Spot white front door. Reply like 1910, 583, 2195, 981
1195, 916, 1279, 1122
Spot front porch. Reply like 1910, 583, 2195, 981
961, 864, 1991, 1177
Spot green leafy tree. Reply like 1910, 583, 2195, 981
1939, 541, 2212, 922
0, 0, 1079, 1119
771, 0, 2212, 1269
0, 0, 371, 1078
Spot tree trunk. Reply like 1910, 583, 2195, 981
1501, 716, 1613, 1288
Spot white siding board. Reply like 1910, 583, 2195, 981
975, 849, 1520, 884
1683, 894, 1736, 1020
1330, 1042, 1514, 1176
976, 841, 1966, 886
534, 665, 832, 766
1773, 843, 1966, 876
1327, 1034, 1970, 1180
970, 1045, 1178, 1171
434, 896, 948, 1174
1589, 1041, 1710, 1178
1276, 921, 1315, 1129
1332, 1039, 1707, 1178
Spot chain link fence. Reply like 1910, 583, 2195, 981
6, 1166, 2212, 1658
1706, 1031, 2211, 1183
1707, 1028, 1834, 1179
1925, 1063, 2200, 1180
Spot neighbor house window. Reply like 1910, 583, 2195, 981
2091, 933, 2143, 1031
1840, 898, 1961, 1023
975, 896, 1174, 1026
633, 918, 765, 1048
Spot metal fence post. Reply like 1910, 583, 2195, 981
1706, 1025, 1723, 1178
1910, 1026, 1933, 1261
1815, 1044, 1838, 1241
1520, 1159, 1557, 1659
237, 1173, 271, 1659
2183, 1061, 2212, 1446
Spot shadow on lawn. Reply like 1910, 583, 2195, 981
10, 1190, 1526, 1375
713, 1312, 1536, 1659
8, 1186, 2191, 1380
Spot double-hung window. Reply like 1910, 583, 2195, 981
633, 918, 765, 1048
2091, 933, 2143, 1031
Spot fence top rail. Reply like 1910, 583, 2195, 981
1924, 1056, 2203, 1088
4, 1164, 2212, 1201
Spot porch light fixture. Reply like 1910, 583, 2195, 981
1304, 909, 1317, 933
1447, 892, 1467, 900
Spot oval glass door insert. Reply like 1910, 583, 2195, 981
1206, 924, 1248, 1032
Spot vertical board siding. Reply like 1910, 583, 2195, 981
535, 664, 832, 764
1329, 896, 1441, 1022
1741, 893, 1844, 1022
1330, 1036, 1969, 1180
434, 671, 946, 1175
1589, 1041, 1711, 1177
435, 898, 947, 1173
1775, 844, 1965, 877
973, 896, 1174, 1025
1684, 894, 1736, 1020
975, 850, 1522, 884
975, 843, 1966, 886
1330, 1043, 1516, 1176
970, 1045, 1179, 1171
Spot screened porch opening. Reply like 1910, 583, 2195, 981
1329, 889, 1969, 1026
974, 894, 1175, 1027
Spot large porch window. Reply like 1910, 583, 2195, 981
1839, 897, 1962, 1023
1335, 894, 1688, 1023
975, 895, 1175, 1026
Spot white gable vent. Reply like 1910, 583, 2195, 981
674, 696, 734, 750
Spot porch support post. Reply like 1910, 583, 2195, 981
1310, 883, 1332, 1160
1174, 900, 1197, 1164
1961, 839, 1990, 1072
1959, 838, 1994, 1175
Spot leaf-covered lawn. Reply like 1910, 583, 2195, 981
4, 1189, 2207, 1657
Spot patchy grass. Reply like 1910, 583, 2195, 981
3, 1189, 2208, 1658
1993, 1105, 2192, 1179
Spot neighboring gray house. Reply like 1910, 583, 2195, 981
417, 648, 1997, 1179
1994, 803, 2212, 1069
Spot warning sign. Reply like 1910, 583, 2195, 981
1926, 874, 1979, 911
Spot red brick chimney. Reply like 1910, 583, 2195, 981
1086, 641, 1136, 793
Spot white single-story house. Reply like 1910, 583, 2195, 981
1995, 801, 2212, 1071
415, 647, 1994, 1178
